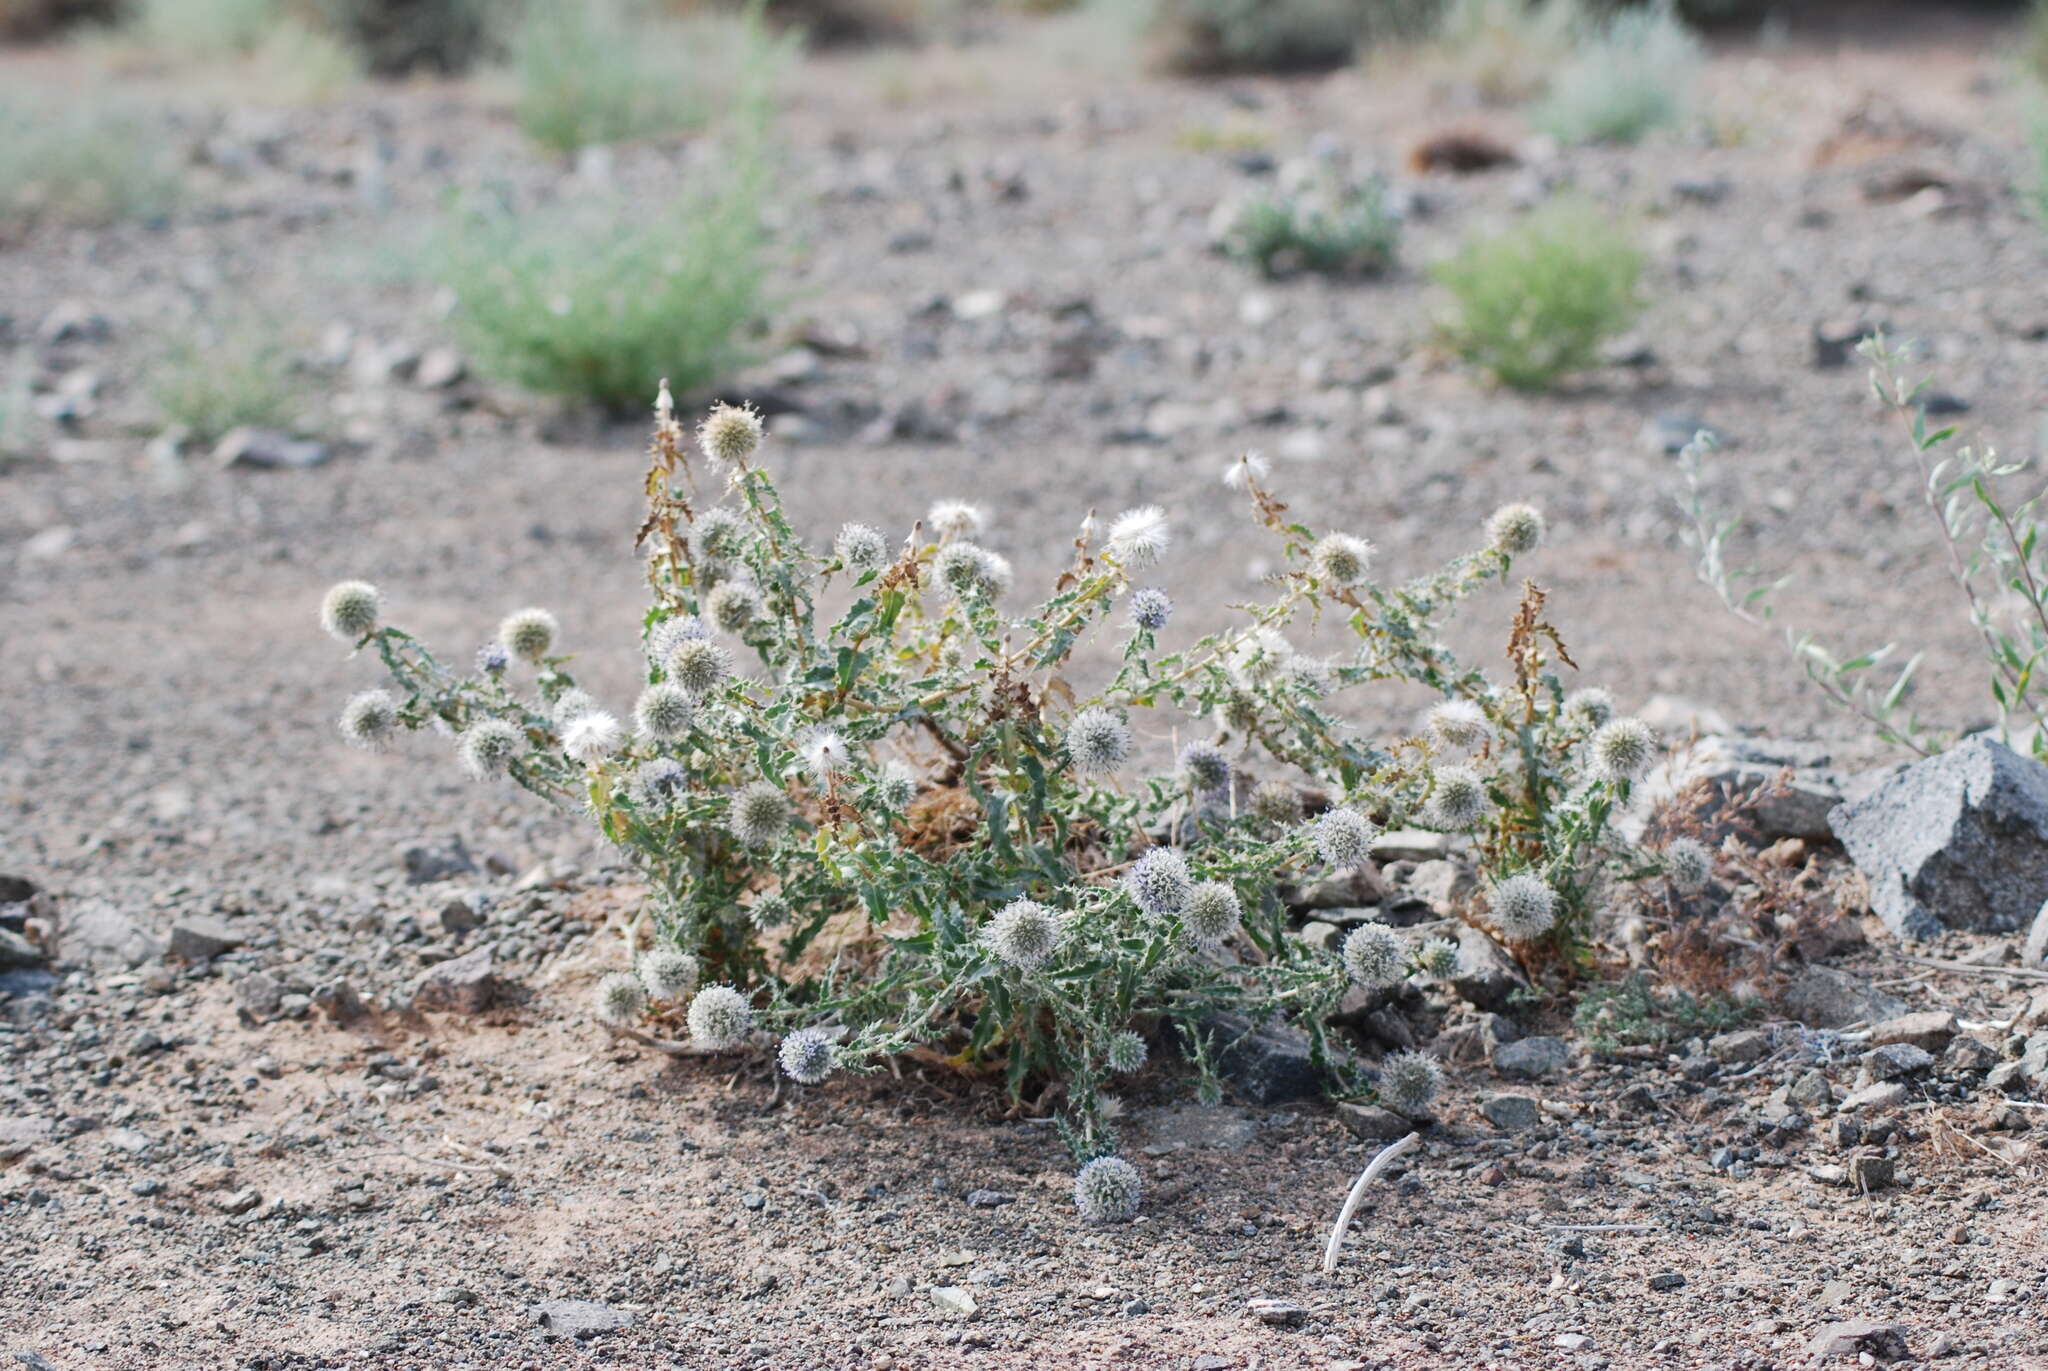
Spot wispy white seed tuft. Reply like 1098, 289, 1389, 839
729, 780, 790, 847
1427, 699, 1491, 749
561, 711, 621, 764
1221, 451, 1270, 490
1589, 717, 1658, 782
1486, 503, 1545, 556
1562, 687, 1615, 728
686, 984, 754, 1048
802, 728, 852, 780
697, 403, 763, 467
636, 947, 699, 1002
1488, 872, 1557, 941
1182, 881, 1242, 945
499, 607, 559, 664
928, 499, 985, 540
778, 1028, 836, 1084
984, 898, 1062, 970
320, 580, 381, 642
1376, 1050, 1442, 1118
933, 540, 1010, 601
1314, 807, 1378, 869
338, 689, 399, 750
595, 971, 648, 1026
1072, 1156, 1142, 1223
1125, 848, 1191, 916
1663, 836, 1713, 892
457, 719, 523, 780
1341, 923, 1407, 988
1107, 506, 1170, 569
1065, 706, 1132, 774
1310, 533, 1374, 587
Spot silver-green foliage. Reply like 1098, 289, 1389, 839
0, 98, 180, 228
1218, 174, 1400, 279
322, 398, 1660, 1159
1530, 1, 1700, 146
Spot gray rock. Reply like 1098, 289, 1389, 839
1371, 830, 1455, 862
929, 1286, 976, 1316
408, 946, 498, 1015
1942, 1035, 1999, 1074
1642, 413, 1723, 456
167, 917, 243, 962
1847, 1153, 1895, 1192
1787, 1070, 1836, 1111
213, 427, 330, 471
312, 979, 370, 1024
1207, 1012, 1323, 1104
964, 1190, 1014, 1209
1279, 868, 1388, 910
1646, 1271, 1686, 1292
1495, 1036, 1569, 1080
2027, 898, 2048, 969
1480, 1093, 1540, 1131
1829, 736, 2048, 937
414, 347, 466, 389
1860, 1043, 1934, 1083
234, 971, 286, 1022
1840, 1081, 1907, 1112
1805, 1319, 1908, 1360
1406, 860, 1475, 917
530, 1299, 633, 1339
1811, 318, 1884, 371
1334, 1102, 1411, 1141
1129, 1105, 1259, 1152
0, 929, 44, 969
60, 901, 163, 970
1708, 1028, 1770, 1063
399, 836, 477, 885
1450, 924, 1528, 1013
1780, 967, 1907, 1029
1246, 1298, 1309, 1328
1627, 736, 1844, 843
1867, 1011, 1956, 1052
437, 892, 488, 935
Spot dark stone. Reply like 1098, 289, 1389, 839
408, 946, 498, 1015
1830, 736, 2048, 937
1334, 1102, 1411, 1141
312, 979, 371, 1025
1780, 967, 1907, 1029
399, 836, 477, 886
1861, 1043, 1934, 1083
1848, 1153, 1895, 1192
0, 930, 44, 969
1805, 1319, 1909, 1361
1205, 1012, 1323, 1105
1449, 924, 1528, 1013
167, 917, 243, 962
1646, 1271, 1686, 1292
1495, 1036, 1569, 1080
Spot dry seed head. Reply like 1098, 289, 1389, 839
1489, 872, 1557, 940
1107, 505, 1170, 569
1663, 836, 1713, 892
1182, 881, 1242, 945
835, 522, 889, 570
1177, 741, 1231, 794
984, 898, 1062, 970
1065, 706, 1132, 774
1072, 1156, 1142, 1223
1341, 922, 1407, 988
928, 499, 985, 540
1428, 764, 1492, 828
1105, 1030, 1148, 1075
595, 971, 649, 1026
1417, 937, 1461, 979
1590, 717, 1658, 782
636, 947, 699, 1002
667, 637, 732, 698
635, 682, 694, 742
686, 984, 754, 1048
1221, 451, 1270, 490
1125, 847, 1192, 916
1250, 779, 1302, 825
561, 711, 622, 764
457, 719, 523, 779
1486, 503, 1546, 556
1426, 699, 1491, 750
1314, 807, 1378, 869
697, 403, 763, 467
499, 607, 558, 664
729, 780, 790, 847
802, 728, 852, 779
706, 581, 762, 634
320, 580, 381, 642
1377, 1050, 1442, 1118
1562, 686, 1615, 728
1310, 532, 1374, 587
338, 689, 399, 750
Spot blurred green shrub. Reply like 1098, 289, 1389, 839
514, 1, 760, 152
1431, 201, 1642, 390
0, 97, 181, 227
310, 0, 494, 74
1531, 1, 1700, 144
1218, 177, 1399, 278
1147, 0, 1436, 75
150, 325, 302, 441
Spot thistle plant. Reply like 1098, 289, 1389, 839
319, 387, 1667, 1204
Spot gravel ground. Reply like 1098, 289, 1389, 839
4, 5, 2048, 1366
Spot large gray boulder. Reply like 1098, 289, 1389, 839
1829, 736, 2048, 938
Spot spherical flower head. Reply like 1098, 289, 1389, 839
984, 898, 1062, 970
1486, 502, 1545, 556
320, 580, 380, 642
691, 507, 748, 562
561, 711, 621, 765
1589, 717, 1658, 782
801, 728, 853, 780
635, 947, 699, 1002
729, 780, 790, 847
1182, 881, 1242, 945
648, 615, 709, 666
928, 499, 985, 540
835, 521, 889, 571
1315, 807, 1378, 869
697, 402, 764, 468
1105, 1030, 1148, 1076
1107, 505, 1170, 569
1562, 687, 1615, 729
1663, 836, 1713, 892
667, 636, 733, 698
1128, 586, 1173, 631
630, 758, 688, 811
635, 682, 695, 743
1216, 690, 1261, 737
1065, 706, 1132, 774
1310, 532, 1374, 587
499, 607, 558, 664
551, 688, 598, 725
1417, 937, 1461, 980
1428, 765, 1492, 829
1228, 629, 1295, 689
875, 760, 918, 811
1177, 741, 1230, 795
778, 1027, 836, 1085
933, 540, 1007, 602
595, 971, 648, 1027
476, 641, 509, 677
1072, 1156, 1142, 1224
1251, 779, 1302, 825
1125, 847, 1191, 916
706, 581, 762, 634
686, 984, 754, 1049
1376, 1050, 1442, 1119
749, 891, 793, 932
1489, 872, 1557, 941
1221, 451, 1270, 490
338, 689, 399, 750
458, 719, 523, 780
1341, 922, 1407, 988
1427, 699, 1491, 750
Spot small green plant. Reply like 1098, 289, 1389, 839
1680, 336, 2048, 762
2022, 86, 2048, 226
1217, 174, 1399, 279
1531, 1, 1700, 146
0, 97, 181, 228
1148, 0, 1432, 75
1573, 973, 1749, 1053
2027, 0, 2048, 85
1431, 201, 1642, 391
149, 326, 300, 442
512, 0, 757, 153
1418, 0, 1584, 104
132, 0, 282, 58
0, 360, 38, 464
